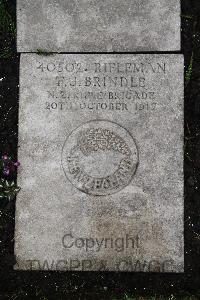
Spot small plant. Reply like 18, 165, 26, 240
37, 49, 54, 56
0, 154, 20, 201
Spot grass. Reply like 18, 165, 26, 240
181, 14, 194, 20
2, 293, 199, 300
0, 0, 16, 58
118, 295, 199, 300
185, 53, 193, 87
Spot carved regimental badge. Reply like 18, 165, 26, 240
62, 120, 138, 195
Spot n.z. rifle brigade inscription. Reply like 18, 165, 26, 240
62, 120, 139, 196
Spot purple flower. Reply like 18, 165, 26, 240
2, 154, 8, 161
14, 161, 20, 167
3, 167, 10, 176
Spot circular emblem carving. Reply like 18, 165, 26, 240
62, 120, 139, 196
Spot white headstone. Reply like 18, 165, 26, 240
17, 0, 181, 52
15, 54, 184, 272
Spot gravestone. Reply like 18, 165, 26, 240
17, 0, 181, 52
15, 54, 184, 272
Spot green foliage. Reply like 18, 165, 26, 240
0, 45, 13, 58
0, 0, 16, 35
0, 0, 16, 58
181, 14, 193, 20
0, 155, 20, 201
185, 53, 193, 87
0, 178, 20, 201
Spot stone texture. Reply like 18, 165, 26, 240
15, 54, 184, 272
17, 0, 180, 52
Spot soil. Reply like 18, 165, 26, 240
0, 0, 200, 299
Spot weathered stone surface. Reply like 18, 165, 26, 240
17, 0, 180, 52
15, 54, 184, 272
